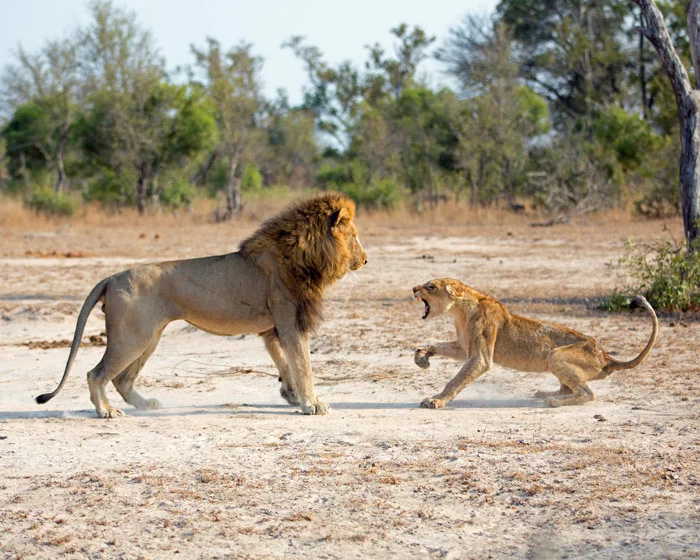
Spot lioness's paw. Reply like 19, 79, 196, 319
301, 401, 330, 415
420, 397, 445, 409
414, 349, 431, 369
96, 406, 124, 419
545, 397, 562, 408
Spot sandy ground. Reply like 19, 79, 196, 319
0, 211, 698, 559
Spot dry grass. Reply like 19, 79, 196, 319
2, 192, 665, 233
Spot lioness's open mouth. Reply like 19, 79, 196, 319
421, 299, 430, 319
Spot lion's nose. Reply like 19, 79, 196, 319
363, 255, 368, 265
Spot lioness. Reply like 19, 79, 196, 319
36, 192, 367, 418
413, 278, 657, 408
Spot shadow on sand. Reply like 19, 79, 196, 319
0, 397, 544, 420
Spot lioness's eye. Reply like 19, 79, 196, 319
427, 285, 435, 291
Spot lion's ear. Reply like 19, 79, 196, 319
445, 285, 455, 297
330, 207, 351, 227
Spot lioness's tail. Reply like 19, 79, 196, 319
604, 295, 658, 373
35, 279, 109, 404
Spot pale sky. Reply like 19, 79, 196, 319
0, 0, 498, 104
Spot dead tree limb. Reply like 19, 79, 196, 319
633, 0, 700, 251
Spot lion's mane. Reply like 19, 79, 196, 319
240, 192, 356, 333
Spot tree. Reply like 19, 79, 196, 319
497, 0, 631, 130
262, 91, 318, 187
0, 37, 82, 193
191, 39, 263, 219
440, 17, 549, 206
365, 24, 436, 100
634, 0, 700, 250
283, 36, 363, 150
286, 25, 435, 152
0, 135, 7, 192
2, 102, 53, 183
78, 0, 169, 213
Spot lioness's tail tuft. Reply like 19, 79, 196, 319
35, 393, 55, 405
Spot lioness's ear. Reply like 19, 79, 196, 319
445, 285, 455, 297
330, 207, 351, 227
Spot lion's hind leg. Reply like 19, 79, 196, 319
112, 331, 164, 411
89, 314, 166, 418
544, 343, 597, 407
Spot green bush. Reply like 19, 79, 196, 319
159, 178, 195, 209
336, 179, 403, 211
602, 239, 700, 313
26, 189, 77, 217
84, 170, 133, 206
241, 165, 263, 191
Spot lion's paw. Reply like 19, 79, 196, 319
96, 405, 125, 419
420, 397, 445, 409
414, 349, 431, 369
301, 400, 330, 415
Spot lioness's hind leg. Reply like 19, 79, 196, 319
112, 331, 164, 411
545, 345, 597, 407
262, 329, 299, 405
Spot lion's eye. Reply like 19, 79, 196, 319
427, 285, 435, 291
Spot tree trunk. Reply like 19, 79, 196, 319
136, 163, 148, 215
150, 174, 160, 209
639, 11, 648, 120
224, 153, 240, 220
190, 149, 219, 186
54, 125, 69, 194
635, 0, 700, 251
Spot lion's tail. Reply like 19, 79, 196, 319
603, 295, 658, 373
35, 279, 109, 405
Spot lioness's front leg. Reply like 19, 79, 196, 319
415, 340, 467, 369
420, 356, 491, 408
421, 321, 496, 409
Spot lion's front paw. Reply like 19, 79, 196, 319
420, 397, 445, 409
300, 400, 330, 415
414, 349, 431, 369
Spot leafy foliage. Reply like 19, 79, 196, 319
604, 239, 700, 313
0, 0, 692, 221
26, 188, 77, 216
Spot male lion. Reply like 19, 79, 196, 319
413, 278, 657, 408
36, 192, 367, 418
